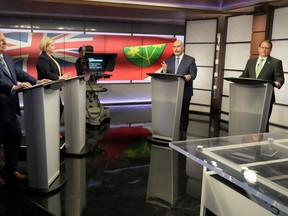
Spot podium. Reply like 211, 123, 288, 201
23, 80, 66, 193
225, 77, 273, 136
147, 73, 185, 141
63, 74, 92, 155
146, 73, 185, 207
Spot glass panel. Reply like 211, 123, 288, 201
170, 131, 288, 215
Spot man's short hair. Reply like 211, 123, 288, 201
259, 40, 273, 49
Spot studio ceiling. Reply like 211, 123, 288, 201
1, 0, 288, 26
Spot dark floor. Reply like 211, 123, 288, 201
0, 104, 228, 216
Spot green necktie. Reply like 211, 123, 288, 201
256, 58, 264, 78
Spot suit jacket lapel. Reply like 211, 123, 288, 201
2, 56, 16, 83
251, 58, 257, 78
177, 55, 185, 74
258, 56, 271, 78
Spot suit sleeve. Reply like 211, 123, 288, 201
274, 59, 285, 87
15, 66, 37, 85
240, 60, 251, 78
164, 57, 174, 74
189, 57, 197, 80
0, 77, 13, 95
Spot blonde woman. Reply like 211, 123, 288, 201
36, 36, 70, 80
36, 36, 70, 137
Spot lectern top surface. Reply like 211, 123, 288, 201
170, 131, 288, 214
147, 73, 185, 80
22, 79, 65, 92
224, 77, 274, 85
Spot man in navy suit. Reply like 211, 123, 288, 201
240, 39, 285, 132
0, 32, 48, 184
161, 40, 197, 140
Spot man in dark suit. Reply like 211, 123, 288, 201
161, 40, 197, 140
0, 32, 48, 184
240, 39, 285, 132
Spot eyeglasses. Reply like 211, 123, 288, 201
260, 46, 271, 50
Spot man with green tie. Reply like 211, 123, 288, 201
240, 40, 285, 132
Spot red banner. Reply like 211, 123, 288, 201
5, 32, 175, 80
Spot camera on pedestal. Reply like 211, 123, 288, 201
80, 45, 117, 126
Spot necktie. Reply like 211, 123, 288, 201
0, 56, 12, 78
256, 58, 264, 78
175, 57, 180, 74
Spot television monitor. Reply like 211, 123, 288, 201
86, 53, 117, 73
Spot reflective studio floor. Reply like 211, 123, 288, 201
0, 104, 229, 216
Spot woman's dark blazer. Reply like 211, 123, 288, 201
36, 51, 61, 80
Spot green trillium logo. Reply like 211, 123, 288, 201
124, 43, 166, 67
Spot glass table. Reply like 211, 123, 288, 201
169, 131, 288, 216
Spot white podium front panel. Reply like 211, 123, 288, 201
150, 74, 184, 141
226, 78, 273, 136
63, 77, 86, 154
24, 86, 60, 189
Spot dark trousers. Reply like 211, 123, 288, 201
0, 115, 22, 174
180, 96, 191, 134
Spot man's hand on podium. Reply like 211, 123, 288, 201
12, 82, 33, 92
12, 79, 51, 92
